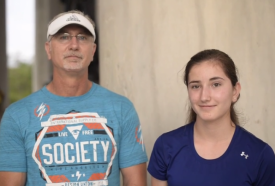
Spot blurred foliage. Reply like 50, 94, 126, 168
9, 62, 32, 104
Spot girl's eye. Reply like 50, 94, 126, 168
191, 85, 200, 89
213, 83, 221, 87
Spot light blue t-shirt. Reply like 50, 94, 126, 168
0, 83, 147, 186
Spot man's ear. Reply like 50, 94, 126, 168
92, 43, 97, 56
90, 43, 97, 62
45, 42, 52, 60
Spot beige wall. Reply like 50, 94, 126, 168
97, 0, 275, 182
33, 0, 64, 91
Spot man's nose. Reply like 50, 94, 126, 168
69, 36, 79, 50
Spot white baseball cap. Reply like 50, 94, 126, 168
47, 13, 96, 41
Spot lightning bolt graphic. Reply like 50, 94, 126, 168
138, 125, 145, 151
37, 103, 46, 120
76, 171, 81, 181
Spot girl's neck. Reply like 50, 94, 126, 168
194, 117, 236, 142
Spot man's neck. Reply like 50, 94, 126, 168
46, 76, 92, 97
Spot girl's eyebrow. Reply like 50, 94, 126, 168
188, 77, 225, 85
209, 77, 225, 81
188, 80, 200, 85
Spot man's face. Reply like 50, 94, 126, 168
45, 24, 96, 74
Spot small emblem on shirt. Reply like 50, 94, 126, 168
71, 171, 85, 181
240, 151, 249, 159
34, 103, 50, 120
135, 124, 145, 151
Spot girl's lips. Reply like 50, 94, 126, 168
199, 105, 216, 110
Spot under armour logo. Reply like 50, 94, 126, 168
240, 151, 249, 159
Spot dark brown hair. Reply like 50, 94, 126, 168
184, 49, 240, 125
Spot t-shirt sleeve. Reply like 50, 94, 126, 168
255, 145, 275, 185
0, 110, 27, 172
118, 102, 148, 168
147, 135, 167, 181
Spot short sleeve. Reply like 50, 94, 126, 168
254, 145, 275, 185
118, 102, 148, 168
147, 135, 167, 181
0, 110, 27, 172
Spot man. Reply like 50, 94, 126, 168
0, 10, 147, 186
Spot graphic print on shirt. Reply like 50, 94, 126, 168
32, 111, 117, 186
34, 103, 51, 120
135, 124, 145, 151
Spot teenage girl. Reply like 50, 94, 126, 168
148, 49, 275, 186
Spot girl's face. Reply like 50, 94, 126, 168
187, 60, 240, 123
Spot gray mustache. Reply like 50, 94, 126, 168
63, 53, 83, 59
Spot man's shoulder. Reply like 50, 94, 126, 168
6, 89, 43, 112
93, 84, 133, 104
